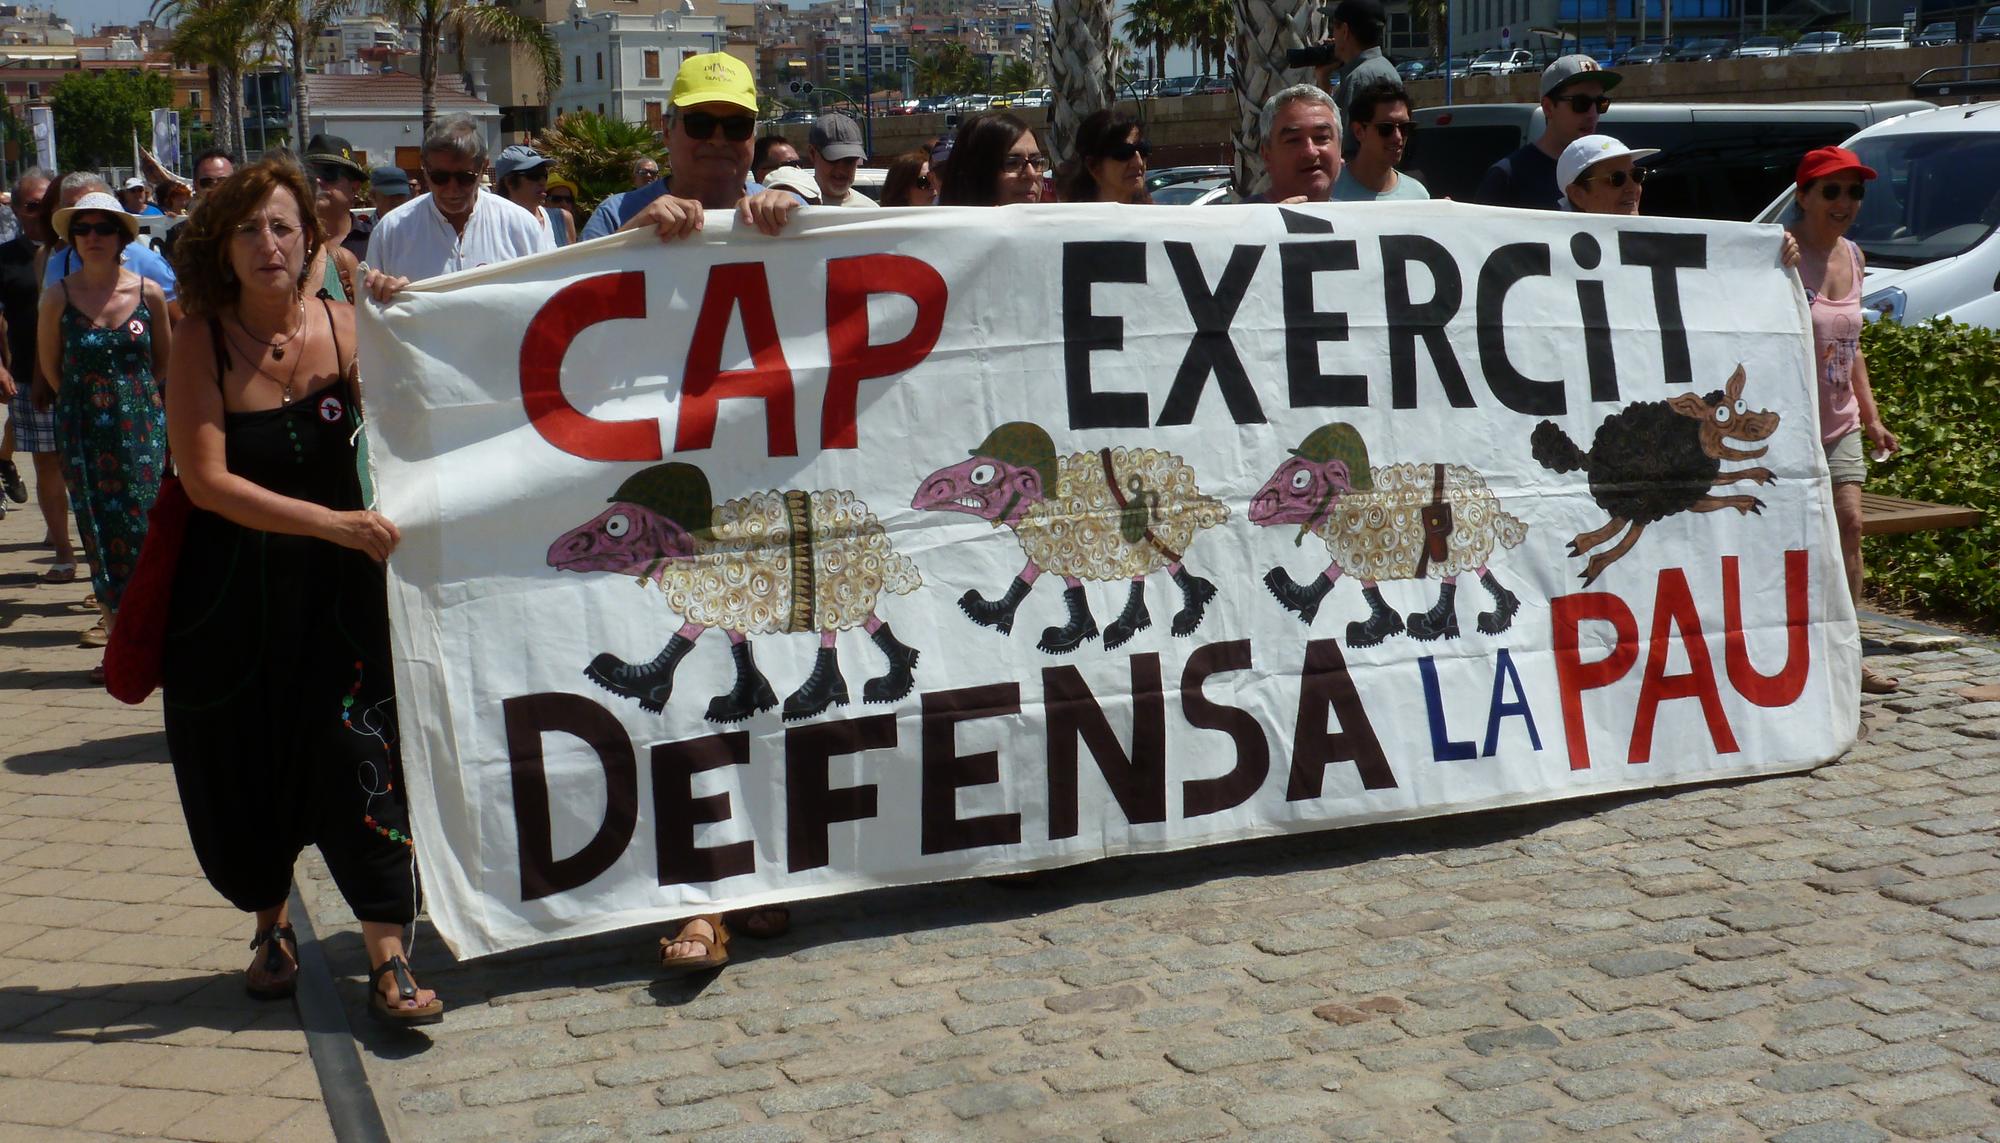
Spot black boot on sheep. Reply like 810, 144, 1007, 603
1346, 586, 1405, 648
960, 576, 1031, 634
586, 633, 694, 713
1265, 567, 1333, 624
1170, 567, 1217, 636
706, 640, 778, 723
784, 647, 850, 721
1038, 585, 1099, 654
863, 624, 921, 703
1103, 581, 1152, 650
1477, 571, 1520, 635
1407, 582, 1460, 642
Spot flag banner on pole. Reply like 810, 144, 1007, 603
357, 203, 1856, 958
29, 107, 54, 171
151, 108, 181, 173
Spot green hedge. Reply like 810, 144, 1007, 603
1858, 317, 2000, 623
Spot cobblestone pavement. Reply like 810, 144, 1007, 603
0, 470, 334, 1141
295, 613, 2000, 1142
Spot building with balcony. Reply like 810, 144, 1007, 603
549, 5, 727, 131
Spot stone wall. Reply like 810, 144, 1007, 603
788, 45, 1998, 172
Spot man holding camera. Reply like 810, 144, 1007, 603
1305, 0, 1400, 158
1472, 55, 1620, 209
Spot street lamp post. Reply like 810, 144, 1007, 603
859, 0, 873, 153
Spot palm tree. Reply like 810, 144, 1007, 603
152, 0, 262, 157
536, 109, 662, 214
268, 0, 352, 151
1050, 0, 1120, 165
1124, 0, 1173, 83
1409, 0, 1449, 61
1228, 0, 1319, 192
381, 0, 560, 140
1182, 0, 1235, 75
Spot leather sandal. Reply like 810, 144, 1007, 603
369, 955, 444, 1025
660, 914, 729, 974
245, 923, 299, 1001
1861, 667, 1901, 695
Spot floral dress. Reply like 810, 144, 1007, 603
54, 287, 168, 609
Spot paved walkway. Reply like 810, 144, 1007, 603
298, 627, 2000, 1137
0, 472, 333, 1142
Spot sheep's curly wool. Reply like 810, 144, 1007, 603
642, 490, 920, 634
1011, 449, 1229, 581
1316, 463, 1527, 581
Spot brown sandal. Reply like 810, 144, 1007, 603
1861, 667, 1901, 695
368, 955, 444, 1026
660, 914, 730, 974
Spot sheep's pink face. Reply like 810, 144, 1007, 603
547, 503, 695, 574
1250, 458, 1353, 528
912, 457, 1043, 528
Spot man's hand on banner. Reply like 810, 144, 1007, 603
623, 194, 707, 242
363, 269, 411, 304
324, 508, 402, 562
738, 188, 801, 236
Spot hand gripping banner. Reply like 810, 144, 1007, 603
357, 203, 1857, 958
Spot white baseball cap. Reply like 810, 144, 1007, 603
1556, 134, 1660, 209
121, 176, 147, 191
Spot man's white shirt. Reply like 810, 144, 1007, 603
365, 189, 552, 281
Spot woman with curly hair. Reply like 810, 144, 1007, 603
35, 191, 171, 683
163, 158, 442, 1025
1056, 110, 1150, 204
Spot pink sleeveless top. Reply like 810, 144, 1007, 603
1808, 238, 1863, 444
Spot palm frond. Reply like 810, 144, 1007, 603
449, 3, 563, 95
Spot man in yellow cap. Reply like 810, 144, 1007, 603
580, 52, 801, 241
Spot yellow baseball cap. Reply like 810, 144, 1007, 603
670, 52, 756, 112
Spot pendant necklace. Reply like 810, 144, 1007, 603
224, 322, 308, 403
236, 299, 306, 362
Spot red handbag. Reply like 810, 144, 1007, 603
103, 475, 192, 704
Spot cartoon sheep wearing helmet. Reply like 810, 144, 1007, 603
547, 462, 922, 723
912, 422, 1229, 654
1250, 423, 1527, 648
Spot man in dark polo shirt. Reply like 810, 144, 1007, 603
1472, 55, 1621, 209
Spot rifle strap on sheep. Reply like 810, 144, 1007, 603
784, 489, 816, 634
1100, 448, 1182, 564
1414, 463, 1454, 579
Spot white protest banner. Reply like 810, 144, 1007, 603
359, 203, 1857, 958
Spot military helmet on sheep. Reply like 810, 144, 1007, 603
1290, 423, 1374, 491
969, 422, 1060, 496
610, 462, 715, 538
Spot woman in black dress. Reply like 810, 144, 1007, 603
163, 158, 441, 1024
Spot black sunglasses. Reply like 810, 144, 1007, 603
1560, 94, 1612, 114
425, 168, 481, 188
547, 192, 575, 203
196, 175, 223, 189
308, 161, 357, 184
1102, 139, 1151, 161
681, 111, 756, 142
914, 175, 930, 188
1363, 121, 1415, 138
1579, 166, 1648, 188
1817, 182, 1866, 201
69, 219, 126, 238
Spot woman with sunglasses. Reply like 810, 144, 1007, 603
1332, 81, 1428, 202
1057, 110, 1150, 204
34, 192, 171, 685
545, 175, 582, 238
879, 148, 936, 207
1788, 147, 1900, 693
937, 112, 1048, 206
163, 159, 444, 1024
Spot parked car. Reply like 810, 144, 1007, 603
1404, 98, 1933, 215
1733, 36, 1788, 57
775, 108, 816, 125
1915, 20, 1957, 46
1468, 48, 1536, 75
1145, 166, 1231, 198
1395, 58, 1437, 81
1855, 26, 1911, 50
1016, 88, 1052, 108
1980, 6, 2000, 42
1618, 44, 1671, 65
1791, 31, 1847, 53
1157, 75, 1202, 97
1752, 102, 2000, 326
1150, 175, 1233, 205
1672, 38, 1733, 62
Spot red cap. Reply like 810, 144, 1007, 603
1795, 146, 1877, 188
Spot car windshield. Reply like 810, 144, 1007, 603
1745, 36, 1783, 46
1152, 178, 1229, 205
1864, 28, 1902, 40
1474, 50, 1511, 62
1773, 134, 2000, 268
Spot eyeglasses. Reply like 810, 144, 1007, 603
1560, 94, 1612, 114
68, 220, 126, 238
914, 175, 930, 189
1102, 139, 1151, 161
680, 111, 756, 141
1817, 182, 1866, 201
517, 168, 549, 182
425, 168, 482, 188
1363, 121, 1415, 138
1001, 153, 1051, 175
547, 193, 575, 205
1578, 166, 1648, 188
196, 176, 224, 189
308, 162, 356, 184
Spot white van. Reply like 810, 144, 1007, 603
1751, 101, 2000, 327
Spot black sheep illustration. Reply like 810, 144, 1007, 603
1531, 365, 1778, 586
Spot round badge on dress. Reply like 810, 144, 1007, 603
319, 395, 345, 423
128, 319, 144, 337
